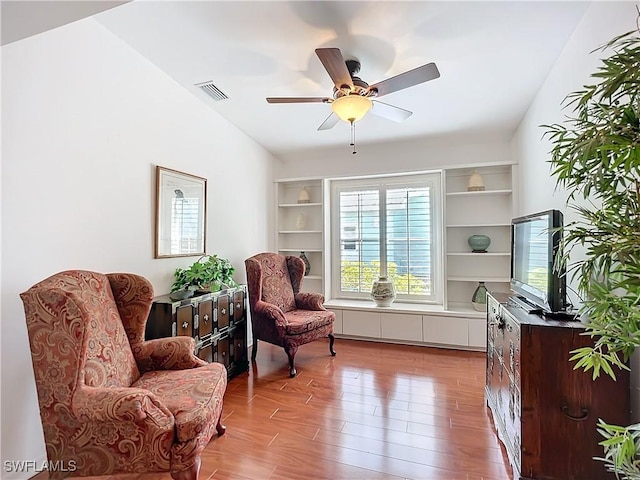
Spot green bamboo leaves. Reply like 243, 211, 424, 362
543, 29, 640, 479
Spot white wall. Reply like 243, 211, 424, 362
512, 1, 638, 216
511, 1, 639, 419
276, 132, 513, 180
1, 18, 276, 478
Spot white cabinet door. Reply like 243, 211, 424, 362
380, 313, 423, 342
422, 315, 468, 346
327, 308, 343, 335
342, 310, 381, 338
468, 317, 487, 349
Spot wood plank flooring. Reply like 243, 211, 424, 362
34, 339, 511, 480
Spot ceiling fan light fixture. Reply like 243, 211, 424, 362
331, 95, 372, 123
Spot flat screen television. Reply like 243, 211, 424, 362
510, 209, 566, 314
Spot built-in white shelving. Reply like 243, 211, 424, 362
278, 248, 322, 252
448, 276, 511, 282
446, 189, 512, 197
275, 178, 324, 295
274, 164, 515, 352
444, 165, 514, 314
278, 202, 322, 207
447, 223, 510, 228
447, 252, 510, 257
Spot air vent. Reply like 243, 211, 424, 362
195, 81, 228, 101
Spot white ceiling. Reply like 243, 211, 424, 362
6, 1, 591, 158
0, 1, 129, 45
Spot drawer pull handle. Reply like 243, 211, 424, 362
221, 308, 226, 315
561, 404, 589, 421
182, 321, 189, 329
236, 303, 241, 308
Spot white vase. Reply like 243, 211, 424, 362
297, 187, 310, 204
295, 213, 306, 230
467, 170, 485, 191
371, 276, 396, 307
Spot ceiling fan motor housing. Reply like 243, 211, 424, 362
333, 77, 371, 99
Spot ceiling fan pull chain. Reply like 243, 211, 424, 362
350, 120, 357, 155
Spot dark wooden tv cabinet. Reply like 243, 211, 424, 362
485, 292, 630, 480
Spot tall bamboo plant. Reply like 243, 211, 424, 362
542, 28, 640, 477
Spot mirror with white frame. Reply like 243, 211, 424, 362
155, 166, 207, 258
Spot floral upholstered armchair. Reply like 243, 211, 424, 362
20, 270, 228, 480
245, 252, 336, 377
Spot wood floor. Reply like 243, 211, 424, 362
35, 339, 512, 480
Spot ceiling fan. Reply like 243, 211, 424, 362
266, 48, 440, 134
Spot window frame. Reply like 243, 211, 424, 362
330, 172, 443, 304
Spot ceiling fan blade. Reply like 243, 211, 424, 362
315, 48, 354, 91
318, 112, 340, 131
267, 97, 330, 104
370, 101, 413, 123
368, 62, 440, 97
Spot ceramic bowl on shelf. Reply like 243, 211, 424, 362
468, 234, 491, 253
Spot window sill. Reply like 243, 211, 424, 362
323, 299, 486, 318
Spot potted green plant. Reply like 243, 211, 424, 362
543, 29, 640, 478
171, 254, 238, 294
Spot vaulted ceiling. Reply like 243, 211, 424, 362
4, 1, 591, 157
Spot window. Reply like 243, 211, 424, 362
331, 173, 442, 303
170, 194, 203, 254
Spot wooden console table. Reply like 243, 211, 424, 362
485, 291, 629, 479
145, 285, 249, 379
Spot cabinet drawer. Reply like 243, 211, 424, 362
342, 310, 381, 338
212, 335, 230, 368
231, 325, 247, 366
423, 315, 468, 346
486, 343, 500, 404
232, 290, 245, 323
196, 341, 213, 363
502, 309, 520, 386
198, 299, 213, 339
381, 313, 422, 342
176, 304, 194, 337
217, 294, 230, 330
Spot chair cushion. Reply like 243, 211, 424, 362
132, 362, 227, 443
284, 309, 334, 335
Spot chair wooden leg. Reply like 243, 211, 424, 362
251, 339, 258, 361
328, 334, 336, 356
171, 456, 201, 480
216, 413, 226, 436
285, 345, 298, 377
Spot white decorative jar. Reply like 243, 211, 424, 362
295, 213, 306, 230
467, 170, 485, 191
297, 187, 310, 204
371, 276, 396, 307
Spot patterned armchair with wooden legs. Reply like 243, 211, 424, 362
245, 252, 336, 377
20, 270, 227, 480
